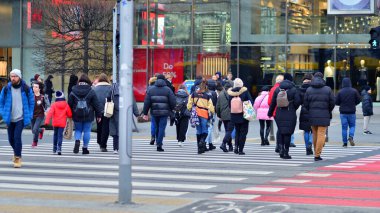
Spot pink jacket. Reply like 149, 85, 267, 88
254, 91, 273, 120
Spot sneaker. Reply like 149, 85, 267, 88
364, 131, 373, 135
100, 148, 108, 152
57, 152, 62, 155
290, 143, 296, 147
342, 143, 347, 148
177, 142, 183, 147
238, 151, 246, 155
113, 150, 118, 154
31, 141, 37, 148
314, 156, 323, 161
150, 137, 155, 145
13, 157, 22, 168
348, 137, 355, 146
82, 147, 90, 155
39, 128, 45, 140
367, 131, 373, 134
157, 146, 164, 152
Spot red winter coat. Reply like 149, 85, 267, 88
45, 100, 72, 128
268, 83, 280, 118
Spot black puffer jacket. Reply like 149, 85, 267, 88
68, 83, 103, 122
336, 78, 361, 114
298, 82, 311, 131
207, 79, 218, 107
175, 89, 190, 118
143, 79, 176, 117
228, 87, 254, 124
268, 80, 301, 134
361, 90, 373, 116
304, 77, 335, 126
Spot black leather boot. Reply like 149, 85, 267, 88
150, 136, 155, 145
209, 143, 216, 151
197, 134, 204, 154
261, 140, 265, 146
73, 140, 80, 154
306, 144, 313, 155
275, 143, 280, 153
283, 148, 292, 159
220, 141, 228, 152
82, 147, 90, 155
264, 139, 270, 146
279, 146, 284, 158
227, 141, 233, 152
202, 134, 209, 152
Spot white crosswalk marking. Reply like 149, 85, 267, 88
0, 138, 378, 197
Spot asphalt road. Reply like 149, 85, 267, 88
0, 133, 379, 212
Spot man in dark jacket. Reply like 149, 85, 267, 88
143, 74, 176, 152
304, 72, 335, 161
268, 73, 301, 159
361, 86, 373, 134
217, 80, 234, 152
44, 75, 54, 103
336, 78, 361, 147
298, 73, 313, 155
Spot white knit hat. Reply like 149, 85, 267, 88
233, 78, 244, 88
10, 69, 22, 79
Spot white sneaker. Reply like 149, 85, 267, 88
113, 150, 118, 154
178, 142, 183, 147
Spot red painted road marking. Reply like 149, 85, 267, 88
271, 179, 380, 188
253, 195, 380, 208
297, 172, 380, 181
240, 185, 380, 199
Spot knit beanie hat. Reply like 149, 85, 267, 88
314, 72, 324, 78
55, 91, 65, 99
284, 73, 293, 82
233, 78, 244, 88
303, 73, 313, 81
156, 74, 166, 80
10, 69, 22, 79
261, 86, 270, 92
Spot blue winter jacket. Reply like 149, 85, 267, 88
0, 81, 35, 127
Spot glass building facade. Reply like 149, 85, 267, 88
1, 0, 380, 99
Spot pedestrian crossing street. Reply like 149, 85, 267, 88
0, 138, 378, 198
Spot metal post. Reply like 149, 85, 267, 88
112, 4, 117, 83
118, 0, 133, 204
269, 122, 275, 141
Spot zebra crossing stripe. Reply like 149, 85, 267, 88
0, 176, 216, 190
215, 194, 261, 200
0, 183, 188, 196
0, 168, 247, 182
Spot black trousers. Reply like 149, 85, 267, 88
112, 135, 119, 151
235, 121, 249, 152
176, 116, 189, 142
97, 116, 110, 149
279, 133, 291, 151
259, 120, 272, 142
222, 120, 233, 145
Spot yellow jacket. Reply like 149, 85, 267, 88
187, 92, 215, 114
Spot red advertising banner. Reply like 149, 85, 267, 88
133, 48, 184, 102
133, 49, 148, 102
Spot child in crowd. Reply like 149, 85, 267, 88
45, 91, 72, 155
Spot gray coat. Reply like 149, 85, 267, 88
93, 82, 112, 110
216, 90, 231, 121
108, 83, 139, 136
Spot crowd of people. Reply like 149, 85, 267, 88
0, 68, 374, 168
0, 70, 138, 168
142, 71, 373, 162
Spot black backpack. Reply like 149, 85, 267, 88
72, 93, 91, 119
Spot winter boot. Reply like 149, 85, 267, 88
264, 139, 270, 146
13, 157, 22, 168
73, 140, 80, 154
150, 136, 155, 145
283, 148, 292, 159
220, 141, 228, 152
261, 139, 265, 146
279, 146, 284, 158
209, 143, 216, 151
227, 141, 233, 152
234, 143, 239, 154
82, 147, 90, 155
306, 145, 313, 155
197, 134, 204, 154
275, 143, 280, 153
202, 134, 209, 152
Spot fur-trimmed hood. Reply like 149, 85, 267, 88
227, 87, 247, 97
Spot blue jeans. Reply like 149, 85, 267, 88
196, 117, 209, 135
150, 118, 156, 137
206, 120, 214, 144
304, 131, 313, 147
53, 127, 64, 152
31, 117, 44, 142
231, 128, 236, 139
291, 134, 295, 145
152, 116, 168, 146
340, 114, 356, 144
7, 120, 24, 157
74, 121, 92, 148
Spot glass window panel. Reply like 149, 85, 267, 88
337, 16, 379, 44
0, 0, 21, 47
240, 0, 286, 43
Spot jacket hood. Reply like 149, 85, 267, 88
361, 90, 369, 96
299, 82, 311, 92
72, 84, 92, 96
207, 79, 217, 91
55, 100, 68, 110
311, 77, 326, 88
342, 78, 352, 88
279, 80, 294, 90
227, 87, 247, 97
176, 89, 189, 98
260, 91, 269, 96
96, 82, 110, 87
155, 79, 167, 87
